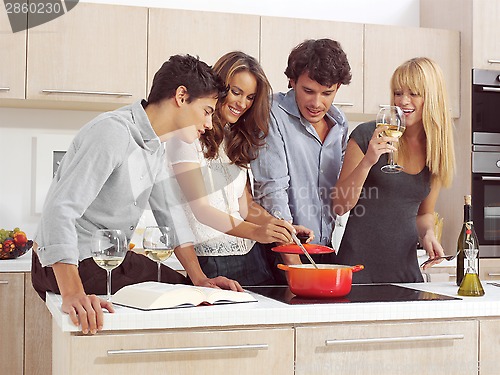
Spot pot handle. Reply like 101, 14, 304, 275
277, 264, 290, 271
351, 265, 364, 273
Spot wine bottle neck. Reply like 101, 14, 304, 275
464, 204, 472, 223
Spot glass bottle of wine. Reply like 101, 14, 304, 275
456, 195, 478, 285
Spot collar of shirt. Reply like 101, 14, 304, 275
131, 99, 161, 153
278, 89, 348, 133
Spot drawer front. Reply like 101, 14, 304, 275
0, 273, 24, 375
56, 327, 294, 375
479, 259, 500, 280
296, 320, 477, 375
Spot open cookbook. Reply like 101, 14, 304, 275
112, 281, 257, 310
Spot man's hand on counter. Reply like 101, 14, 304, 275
52, 262, 113, 334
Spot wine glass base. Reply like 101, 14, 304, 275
381, 164, 404, 174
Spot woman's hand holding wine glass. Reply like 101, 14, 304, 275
376, 106, 406, 173
91, 229, 128, 302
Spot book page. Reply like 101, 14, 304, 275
112, 282, 256, 310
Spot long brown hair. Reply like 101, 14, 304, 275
391, 57, 455, 187
200, 51, 272, 168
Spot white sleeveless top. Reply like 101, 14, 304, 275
165, 137, 255, 256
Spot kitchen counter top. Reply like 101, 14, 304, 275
46, 282, 500, 333
0, 250, 32, 272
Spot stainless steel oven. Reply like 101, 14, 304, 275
472, 69, 500, 257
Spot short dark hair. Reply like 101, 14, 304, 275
284, 39, 352, 88
148, 54, 227, 104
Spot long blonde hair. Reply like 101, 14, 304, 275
390, 57, 455, 187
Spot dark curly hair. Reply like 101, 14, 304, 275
148, 54, 226, 104
285, 39, 352, 88
200, 51, 272, 168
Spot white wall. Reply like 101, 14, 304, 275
80, 0, 420, 26
0, 1, 420, 238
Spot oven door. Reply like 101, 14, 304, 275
472, 69, 500, 136
472, 173, 500, 257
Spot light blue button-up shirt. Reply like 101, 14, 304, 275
250, 90, 348, 245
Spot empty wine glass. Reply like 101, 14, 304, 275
143, 226, 175, 282
91, 229, 128, 301
376, 106, 406, 173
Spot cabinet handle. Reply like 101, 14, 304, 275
0, 87, 10, 92
0, 281, 9, 285
487, 273, 500, 277
41, 89, 133, 97
379, 104, 391, 108
325, 334, 464, 346
482, 176, 500, 181
487, 59, 500, 64
482, 87, 500, 93
107, 343, 269, 356
333, 102, 354, 107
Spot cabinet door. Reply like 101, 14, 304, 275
53, 327, 294, 375
480, 319, 500, 375
260, 16, 364, 114
364, 24, 460, 118
24, 273, 52, 375
27, 3, 147, 106
0, 10, 26, 99
148, 9, 260, 93
296, 320, 477, 375
0, 273, 24, 375
479, 259, 500, 280
473, 0, 500, 69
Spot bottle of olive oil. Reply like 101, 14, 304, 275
457, 195, 484, 296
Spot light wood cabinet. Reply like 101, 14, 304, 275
52, 326, 294, 375
364, 24, 460, 117
0, 9, 26, 100
26, 3, 148, 106
479, 319, 500, 375
148, 9, 260, 93
296, 320, 478, 375
472, 0, 500, 69
0, 273, 25, 375
479, 259, 500, 280
24, 273, 52, 375
260, 16, 364, 114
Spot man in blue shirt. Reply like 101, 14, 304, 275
251, 39, 352, 282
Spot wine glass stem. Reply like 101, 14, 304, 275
107, 269, 112, 301
388, 142, 395, 166
157, 261, 161, 282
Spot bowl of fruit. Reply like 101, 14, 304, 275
0, 228, 33, 260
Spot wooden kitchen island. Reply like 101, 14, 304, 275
46, 282, 500, 375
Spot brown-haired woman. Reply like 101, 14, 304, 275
167, 51, 313, 286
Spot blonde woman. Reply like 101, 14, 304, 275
333, 57, 455, 283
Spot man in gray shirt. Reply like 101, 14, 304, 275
251, 39, 352, 282
32, 55, 238, 334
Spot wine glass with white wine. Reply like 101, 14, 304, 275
91, 229, 128, 301
376, 106, 406, 173
143, 226, 175, 282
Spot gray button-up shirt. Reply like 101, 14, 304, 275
250, 90, 349, 245
35, 100, 194, 267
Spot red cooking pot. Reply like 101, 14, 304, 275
277, 264, 364, 298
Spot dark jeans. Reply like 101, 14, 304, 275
198, 244, 275, 287
31, 250, 190, 301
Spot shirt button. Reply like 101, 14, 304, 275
129, 226, 134, 231
320, 169, 324, 173
134, 201, 137, 206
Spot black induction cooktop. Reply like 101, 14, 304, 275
244, 284, 460, 305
